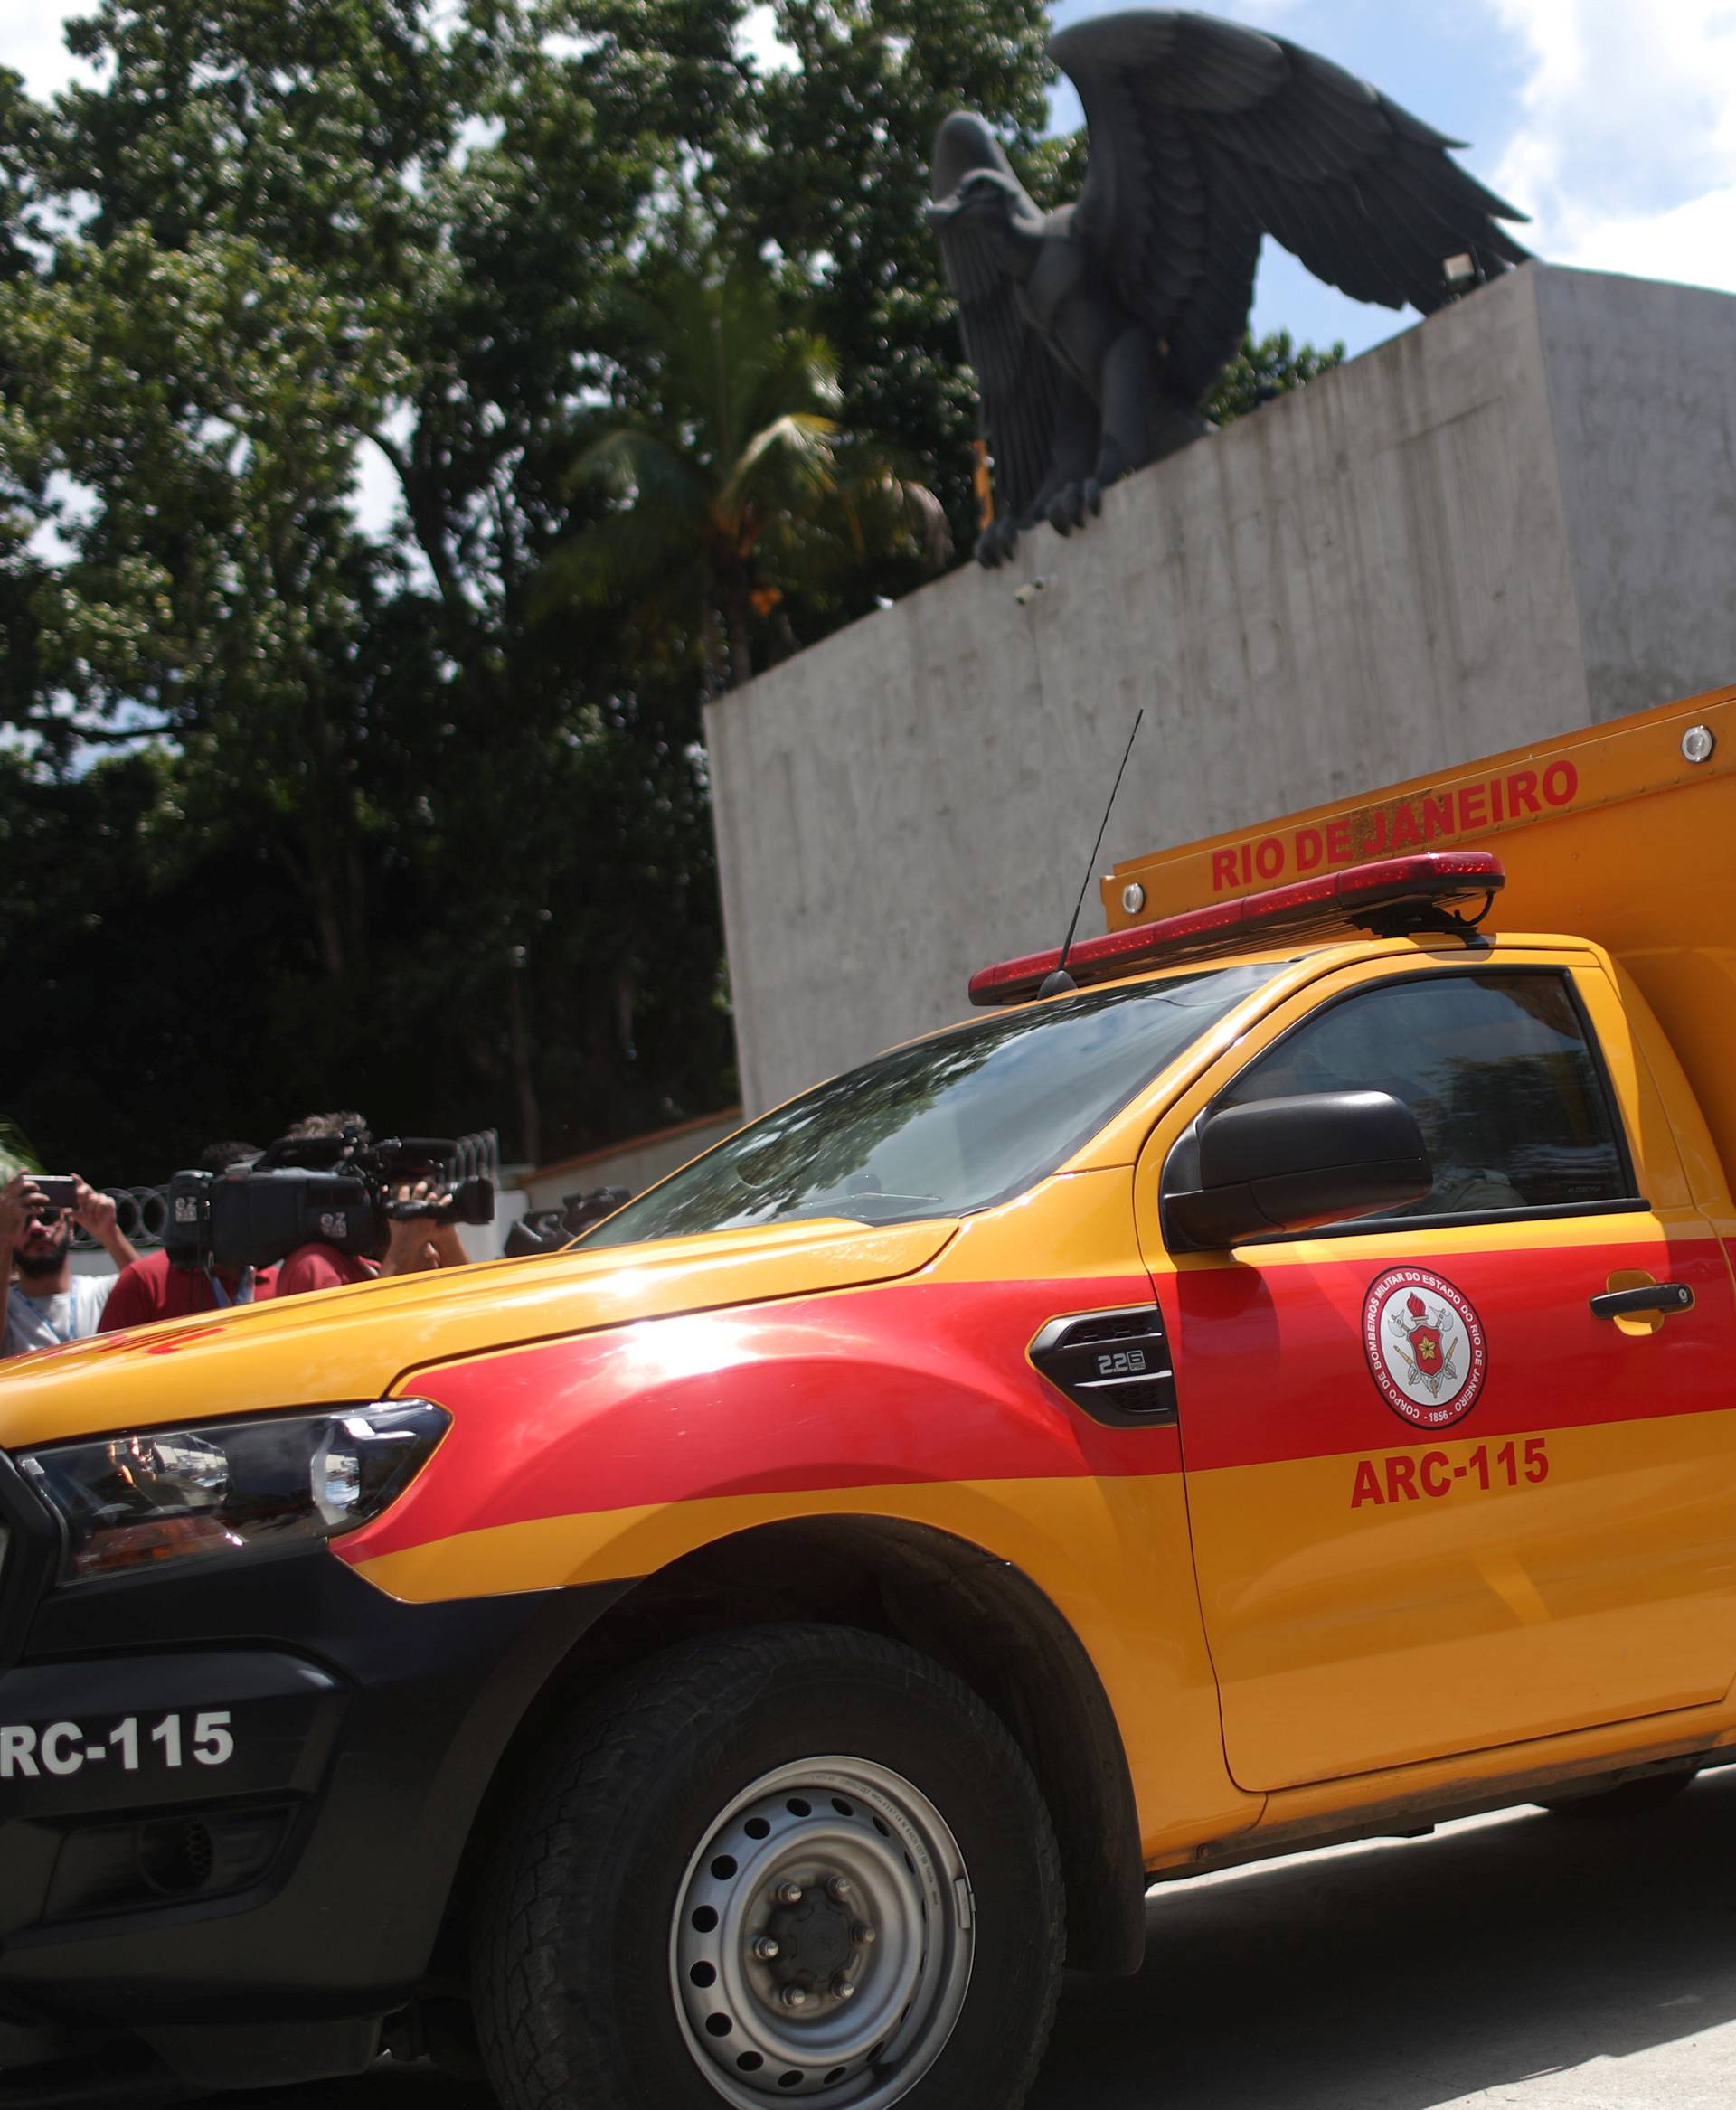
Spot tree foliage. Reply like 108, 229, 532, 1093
1207, 329, 1344, 426
543, 260, 949, 692
0, 0, 1340, 1181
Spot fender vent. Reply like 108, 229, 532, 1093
1029, 1305, 1177, 1427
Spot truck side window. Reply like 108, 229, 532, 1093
1220, 973, 1631, 1219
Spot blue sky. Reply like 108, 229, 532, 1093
4, 2, 1732, 388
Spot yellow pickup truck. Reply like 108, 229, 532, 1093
0, 686, 1731, 2110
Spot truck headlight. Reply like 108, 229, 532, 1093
16, 1401, 449, 1579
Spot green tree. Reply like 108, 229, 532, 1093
541, 261, 948, 693
0, 0, 750, 1166
1208, 329, 1345, 427
2, 226, 404, 974
344, 4, 759, 1152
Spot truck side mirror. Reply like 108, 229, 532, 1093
1161, 1090, 1432, 1252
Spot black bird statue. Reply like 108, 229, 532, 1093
929, 9, 1530, 565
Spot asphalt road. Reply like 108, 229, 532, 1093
203, 1768, 1736, 2108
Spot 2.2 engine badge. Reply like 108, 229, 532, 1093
1362, 1267, 1487, 1428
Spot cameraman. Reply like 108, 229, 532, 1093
271, 1113, 473, 1298
2, 1172, 140, 1356
98, 1142, 276, 1331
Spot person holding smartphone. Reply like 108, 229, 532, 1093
0, 1171, 140, 1356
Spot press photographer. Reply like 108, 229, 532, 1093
1, 1172, 140, 1356
187, 1113, 493, 1298
98, 1141, 274, 1331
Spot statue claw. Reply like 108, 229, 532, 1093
975, 519, 1019, 568
1047, 482, 1087, 534
1084, 477, 1106, 517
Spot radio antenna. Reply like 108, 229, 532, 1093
1039, 708, 1145, 998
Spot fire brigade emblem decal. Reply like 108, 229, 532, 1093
1362, 1267, 1487, 1428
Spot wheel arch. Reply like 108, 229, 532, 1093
452, 1515, 1146, 1979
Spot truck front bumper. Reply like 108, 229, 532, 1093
0, 1455, 625, 2090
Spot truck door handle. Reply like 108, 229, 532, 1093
1589, 1283, 1694, 1321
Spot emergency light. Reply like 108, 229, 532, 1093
967, 851, 1506, 1007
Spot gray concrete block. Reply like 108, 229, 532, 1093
704, 264, 1736, 1115
1534, 269, 1736, 720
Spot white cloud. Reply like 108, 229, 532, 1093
1485, 0, 1736, 295
0, 0, 99, 99
356, 411, 410, 543
1553, 180, 1736, 291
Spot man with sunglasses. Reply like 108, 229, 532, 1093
0, 1171, 139, 1357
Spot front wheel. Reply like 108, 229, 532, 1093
474, 1625, 1066, 2110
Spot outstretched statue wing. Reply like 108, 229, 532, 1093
930, 114, 1060, 524
1050, 10, 1532, 404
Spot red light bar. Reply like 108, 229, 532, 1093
967, 852, 1506, 1007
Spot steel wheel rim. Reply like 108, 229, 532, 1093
670, 1755, 975, 2106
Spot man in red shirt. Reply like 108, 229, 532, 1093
273, 1240, 376, 1295
99, 1143, 277, 1331
274, 1207, 464, 1295
271, 1113, 472, 1298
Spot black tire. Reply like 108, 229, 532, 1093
473, 1623, 1065, 2110
1537, 1772, 1694, 1820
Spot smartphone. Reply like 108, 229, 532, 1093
33, 1176, 79, 1211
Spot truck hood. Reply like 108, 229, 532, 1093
0, 1217, 959, 1451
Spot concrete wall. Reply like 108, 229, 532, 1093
706, 265, 1736, 1115
1535, 269, 1736, 718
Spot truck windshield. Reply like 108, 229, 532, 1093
581, 960, 1284, 1246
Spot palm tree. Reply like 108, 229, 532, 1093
540, 266, 949, 694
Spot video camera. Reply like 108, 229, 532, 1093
166, 1130, 495, 1272
502, 1185, 631, 1258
